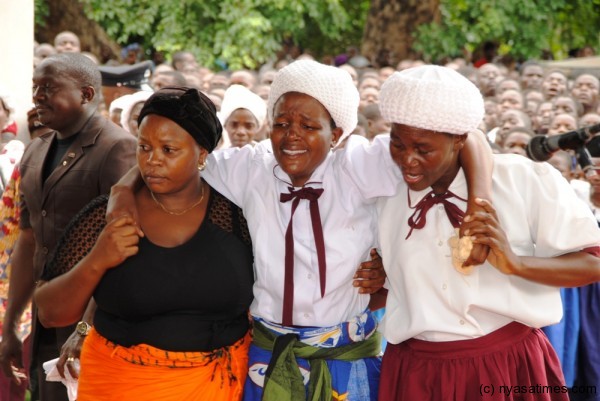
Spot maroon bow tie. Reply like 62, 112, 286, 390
279, 186, 326, 326
406, 190, 466, 239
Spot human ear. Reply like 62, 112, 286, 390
81, 87, 95, 103
330, 127, 343, 147
454, 132, 468, 151
198, 147, 209, 163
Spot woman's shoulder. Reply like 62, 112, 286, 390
207, 186, 242, 217
42, 195, 109, 281
61, 195, 109, 233
206, 186, 251, 246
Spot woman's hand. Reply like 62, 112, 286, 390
56, 331, 85, 379
460, 198, 491, 267
463, 198, 521, 275
87, 215, 141, 271
0, 330, 25, 384
353, 248, 386, 294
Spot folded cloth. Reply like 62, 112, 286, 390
43, 357, 79, 401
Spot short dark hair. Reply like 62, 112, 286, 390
155, 70, 188, 86
505, 126, 535, 137
46, 52, 102, 93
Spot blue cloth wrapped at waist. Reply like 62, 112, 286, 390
256, 308, 379, 347
246, 309, 381, 401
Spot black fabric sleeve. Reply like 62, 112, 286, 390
41, 195, 108, 281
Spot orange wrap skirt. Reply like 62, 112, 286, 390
77, 328, 250, 401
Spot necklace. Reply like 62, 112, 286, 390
150, 183, 205, 216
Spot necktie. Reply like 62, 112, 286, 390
405, 190, 466, 239
279, 186, 326, 326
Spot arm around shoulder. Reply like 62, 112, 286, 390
339, 135, 402, 199
98, 135, 138, 195
460, 130, 493, 266
203, 146, 258, 207
460, 129, 493, 202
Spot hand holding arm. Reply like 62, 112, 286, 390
466, 198, 600, 286
35, 215, 140, 327
353, 248, 386, 294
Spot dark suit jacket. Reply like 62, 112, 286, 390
19, 113, 137, 280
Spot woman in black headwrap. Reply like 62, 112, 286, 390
33, 87, 254, 401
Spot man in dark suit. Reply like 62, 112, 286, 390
0, 52, 137, 401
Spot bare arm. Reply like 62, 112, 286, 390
34, 216, 140, 327
459, 129, 493, 266
107, 165, 144, 223
506, 253, 600, 287
0, 229, 36, 381
467, 198, 600, 287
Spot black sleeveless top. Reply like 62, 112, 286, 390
42, 188, 254, 352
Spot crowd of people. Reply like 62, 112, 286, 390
0, 29, 598, 401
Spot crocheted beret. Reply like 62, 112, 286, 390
379, 65, 484, 135
268, 60, 359, 141
220, 84, 267, 127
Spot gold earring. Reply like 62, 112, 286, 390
198, 160, 206, 171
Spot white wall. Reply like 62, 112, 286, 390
0, 0, 34, 143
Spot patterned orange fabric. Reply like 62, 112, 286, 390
77, 328, 250, 401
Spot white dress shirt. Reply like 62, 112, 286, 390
377, 154, 600, 344
204, 135, 400, 327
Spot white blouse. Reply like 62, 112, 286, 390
204, 136, 400, 327
377, 154, 600, 344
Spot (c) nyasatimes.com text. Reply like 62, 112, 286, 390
480, 384, 597, 397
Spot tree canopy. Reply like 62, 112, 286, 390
413, 0, 600, 62
76, 0, 369, 69
34, 0, 600, 68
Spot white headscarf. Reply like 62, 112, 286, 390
220, 84, 267, 127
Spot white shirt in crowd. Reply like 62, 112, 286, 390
377, 154, 600, 344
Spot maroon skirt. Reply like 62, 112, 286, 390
379, 322, 568, 401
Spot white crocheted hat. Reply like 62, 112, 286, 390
379, 65, 484, 135
220, 84, 267, 127
268, 60, 359, 141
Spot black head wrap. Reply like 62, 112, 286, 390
138, 86, 222, 152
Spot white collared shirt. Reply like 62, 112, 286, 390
204, 136, 400, 326
377, 154, 600, 344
